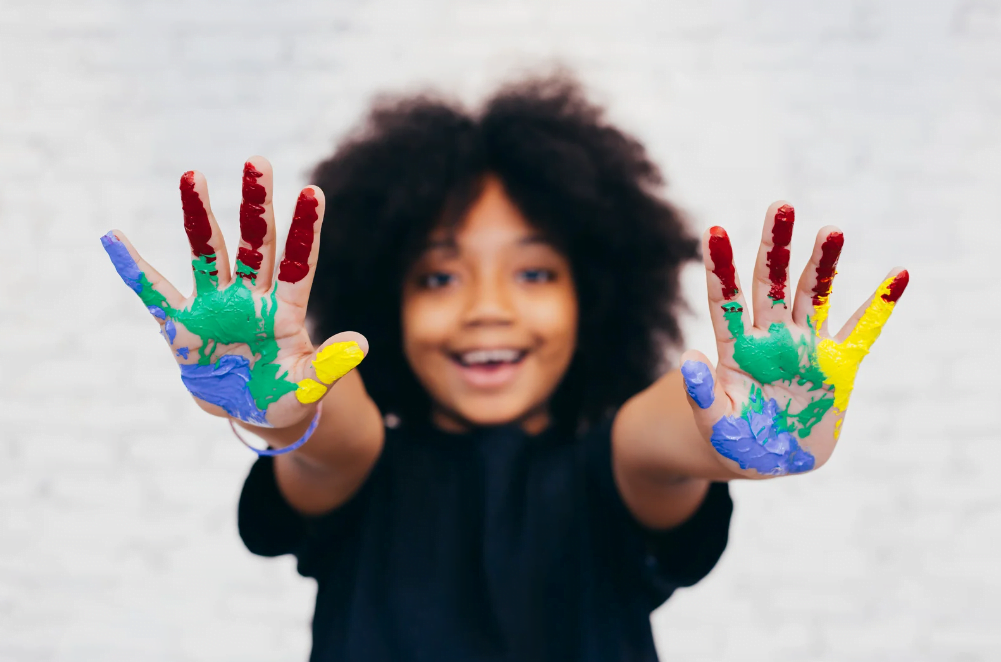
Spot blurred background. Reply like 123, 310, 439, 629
1, 0, 999, 660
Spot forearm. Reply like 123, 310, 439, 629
613, 368, 737, 483
237, 369, 384, 515
611, 368, 737, 529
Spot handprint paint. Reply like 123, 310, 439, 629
686, 218, 908, 476
101, 167, 363, 426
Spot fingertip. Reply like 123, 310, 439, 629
769, 200, 794, 222
327, 331, 369, 356
302, 184, 325, 204
679, 352, 716, 410
882, 269, 909, 303
181, 169, 207, 188
245, 155, 272, 174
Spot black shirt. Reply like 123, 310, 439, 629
238, 419, 732, 662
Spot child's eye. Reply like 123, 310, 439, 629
517, 268, 555, 284
421, 272, 456, 289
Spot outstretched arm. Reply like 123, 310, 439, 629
612, 201, 909, 529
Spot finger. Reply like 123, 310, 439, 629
791, 226, 844, 335
679, 351, 732, 427
833, 268, 909, 345
180, 170, 232, 293
750, 201, 795, 328
815, 268, 908, 440
234, 156, 277, 291
293, 331, 369, 405
100, 230, 186, 343
703, 226, 750, 351
275, 186, 325, 313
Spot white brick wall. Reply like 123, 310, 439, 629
1, 0, 998, 660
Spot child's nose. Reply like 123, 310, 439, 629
461, 272, 515, 327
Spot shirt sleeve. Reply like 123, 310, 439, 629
237, 454, 371, 578
584, 418, 733, 608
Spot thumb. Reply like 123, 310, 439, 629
293, 331, 369, 405
678, 350, 731, 430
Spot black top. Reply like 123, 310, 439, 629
238, 419, 732, 662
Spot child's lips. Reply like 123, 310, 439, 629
448, 351, 527, 389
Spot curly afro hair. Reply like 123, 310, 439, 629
308, 74, 699, 431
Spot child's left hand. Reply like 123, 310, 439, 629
680, 202, 908, 478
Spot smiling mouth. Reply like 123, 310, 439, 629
451, 348, 528, 368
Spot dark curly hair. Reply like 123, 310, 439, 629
308, 74, 699, 431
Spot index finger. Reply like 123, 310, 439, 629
274, 186, 326, 314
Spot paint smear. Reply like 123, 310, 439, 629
724, 303, 827, 391
180, 171, 214, 258
811, 232, 844, 331
711, 391, 815, 476
295, 341, 365, 404
177, 347, 190, 359
882, 270, 909, 303
295, 378, 327, 404
708, 226, 739, 300
312, 341, 365, 384
180, 355, 269, 426
815, 273, 905, 435
101, 228, 299, 425
236, 161, 267, 281
680, 360, 715, 409
278, 189, 319, 283
766, 205, 794, 304
102, 233, 144, 294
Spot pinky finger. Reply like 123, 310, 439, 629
101, 230, 185, 313
274, 186, 325, 315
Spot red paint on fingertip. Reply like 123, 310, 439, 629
882, 270, 909, 303
811, 231, 844, 305
180, 171, 213, 257
766, 205, 795, 302
277, 190, 320, 283
238, 162, 267, 276
708, 226, 739, 300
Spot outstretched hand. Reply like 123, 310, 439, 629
101, 157, 367, 429
681, 202, 908, 477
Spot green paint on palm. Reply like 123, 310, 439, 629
741, 385, 832, 438
723, 302, 833, 438
142, 253, 296, 410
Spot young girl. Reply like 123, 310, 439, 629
101, 76, 908, 661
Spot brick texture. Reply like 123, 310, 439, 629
1, 0, 998, 660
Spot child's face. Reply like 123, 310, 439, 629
402, 177, 578, 433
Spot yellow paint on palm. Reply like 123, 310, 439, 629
814, 274, 905, 436
294, 341, 366, 405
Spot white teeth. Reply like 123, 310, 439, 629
460, 349, 522, 365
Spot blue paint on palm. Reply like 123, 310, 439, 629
711, 394, 815, 475
179, 355, 269, 426
681, 360, 715, 409
176, 347, 190, 359
164, 319, 177, 344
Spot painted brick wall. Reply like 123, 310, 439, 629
1, 1, 998, 660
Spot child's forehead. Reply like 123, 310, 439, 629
423, 179, 556, 252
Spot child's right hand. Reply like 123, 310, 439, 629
101, 156, 367, 430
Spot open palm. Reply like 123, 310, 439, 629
101, 157, 366, 430
681, 202, 908, 477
